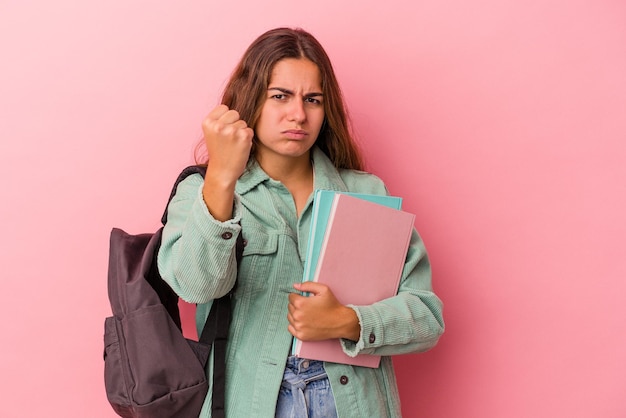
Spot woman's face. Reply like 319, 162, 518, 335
254, 58, 325, 165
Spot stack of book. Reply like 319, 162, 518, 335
292, 190, 415, 367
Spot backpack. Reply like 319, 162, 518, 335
103, 165, 243, 418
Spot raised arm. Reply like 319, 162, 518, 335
157, 105, 253, 303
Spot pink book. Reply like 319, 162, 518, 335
294, 194, 415, 367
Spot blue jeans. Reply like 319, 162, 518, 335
275, 357, 338, 418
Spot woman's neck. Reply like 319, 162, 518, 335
255, 150, 314, 216
255, 150, 313, 185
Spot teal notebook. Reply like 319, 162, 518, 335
291, 190, 403, 355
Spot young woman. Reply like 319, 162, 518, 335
158, 27, 444, 418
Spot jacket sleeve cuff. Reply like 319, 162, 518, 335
340, 305, 380, 357
191, 186, 242, 231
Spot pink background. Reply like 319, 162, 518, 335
1, 0, 625, 417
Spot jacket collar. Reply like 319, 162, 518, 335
235, 146, 349, 195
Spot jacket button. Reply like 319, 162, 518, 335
242, 239, 248, 247
369, 333, 376, 344
340, 375, 349, 385
221, 232, 233, 240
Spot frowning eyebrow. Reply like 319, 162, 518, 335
268, 87, 323, 98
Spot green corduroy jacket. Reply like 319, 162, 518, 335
158, 147, 444, 418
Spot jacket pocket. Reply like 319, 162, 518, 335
238, 229, 279, 296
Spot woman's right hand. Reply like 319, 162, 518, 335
202, 104, 254, 184
201, 104, 254, 221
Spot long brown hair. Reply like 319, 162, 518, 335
196, 27, 364, 171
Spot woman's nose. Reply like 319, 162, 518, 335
288, 99, 306, 123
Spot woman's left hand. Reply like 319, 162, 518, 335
287, 282, 361, 342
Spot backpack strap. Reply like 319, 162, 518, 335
199, 230, 244, 418
161, 165, 208, 225
200, 297, 230, 417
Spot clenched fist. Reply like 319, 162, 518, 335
202, 104, 254, 184
201, 104, 254, 221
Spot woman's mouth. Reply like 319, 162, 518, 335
283, 129, 308, 140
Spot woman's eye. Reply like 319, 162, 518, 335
305, 97, 322, 105
271, 94, 286, 100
